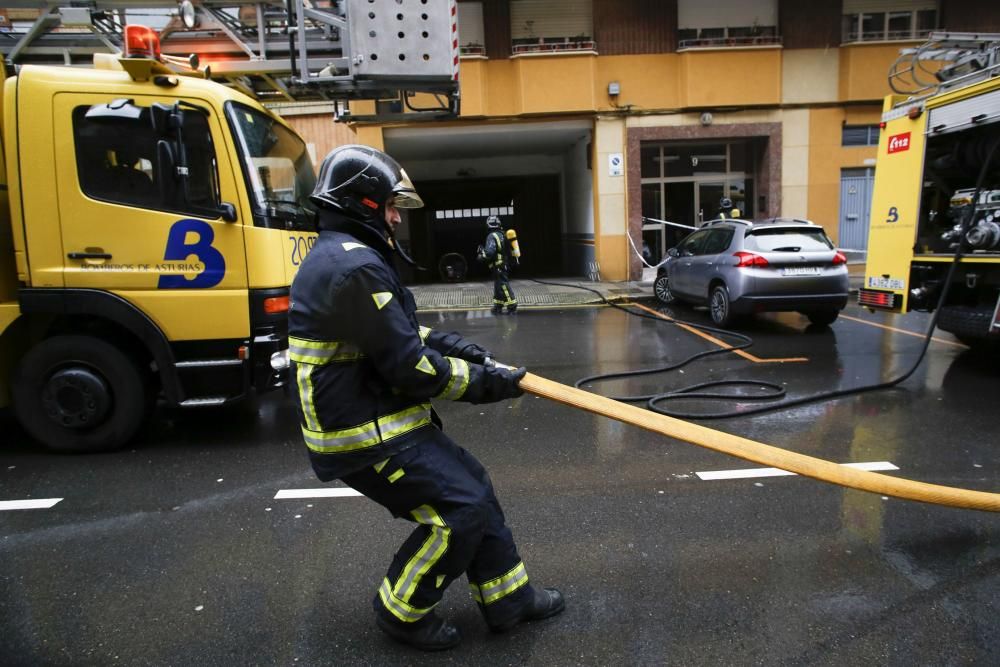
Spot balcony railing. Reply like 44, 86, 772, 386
843, 28, 934, 43
459, 44, 486, 56
511, 37, 596, 55
678, 35, 783, 50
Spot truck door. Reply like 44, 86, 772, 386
53, 94, 249, 339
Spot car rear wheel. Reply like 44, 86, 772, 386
709, 285, 735, 328
654, 274, 676, 304
805, 309, 840, 327
11, 335, 149, 453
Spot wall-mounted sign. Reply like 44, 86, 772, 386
609, 153, 623, 176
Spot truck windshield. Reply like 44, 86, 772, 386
227, 103, 317, 231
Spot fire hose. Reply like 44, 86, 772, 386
518, 371, 1000, 512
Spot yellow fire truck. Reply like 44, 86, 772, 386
861, 33, 1000, 348
0, 26, 318, 452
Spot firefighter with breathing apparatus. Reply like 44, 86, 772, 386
288, 145, 564, 651
484, 215, 518, 314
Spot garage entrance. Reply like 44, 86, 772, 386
401, 176, 562, 284
383, 119, 593, 284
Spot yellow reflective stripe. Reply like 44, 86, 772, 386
415, 355, 437, 376
302, 404, 432, 454
418, 325, 432, 342
436, 357, 469, 400
470, 561, 529, 605
373, 458, 389, 473
288, 337, 364, 364
394, 505, 451, 602
387, 469, 405, 483
378, 577, 435, 623
296, 364, 321, 431
373, 292, 393, 310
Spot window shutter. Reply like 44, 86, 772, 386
510, 0, 593, 40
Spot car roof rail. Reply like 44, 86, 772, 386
757, 217, 816, 225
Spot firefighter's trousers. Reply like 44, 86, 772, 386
342, 427, 533, 628
491, 266, 517, 310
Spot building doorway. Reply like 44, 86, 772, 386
640, 140, 760, 259
839, 167, 874, 251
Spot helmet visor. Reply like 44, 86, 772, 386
390, 169, 424, 209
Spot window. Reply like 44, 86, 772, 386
72, 100, 220, 216
510, 0, 594, 54
842, 1, 937, 43
744, 228, 834, 252
842, 124, 880, 147
677, 0, 780, 49
458, 2, 485, 56
703, 228, 736, 254
679, 229, 712, 255
228, 103, 317, 231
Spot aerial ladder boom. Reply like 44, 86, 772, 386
0, 1, 460, 120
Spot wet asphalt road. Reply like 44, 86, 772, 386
2, 300, 999, 666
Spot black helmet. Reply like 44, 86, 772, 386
486, 215, 502, 230
719, 197, 733, 210
310, 144, 423, 230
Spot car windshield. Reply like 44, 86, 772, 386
227, 103, 316, 231
744, 228, 833, 252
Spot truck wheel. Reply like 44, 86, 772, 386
11, 335, 149, 453
937, 305, 992, 341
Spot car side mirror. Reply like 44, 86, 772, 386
667, 247, 680, 258
218, 202, 238, 223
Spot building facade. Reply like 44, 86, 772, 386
280, 0, 1000, 283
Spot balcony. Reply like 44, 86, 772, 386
678, 35, 783, 50
511, 36, 597, 56
460, 43, 486, 57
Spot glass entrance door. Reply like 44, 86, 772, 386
696, 181, 726, 223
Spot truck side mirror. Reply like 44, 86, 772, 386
217, 202, 237, 223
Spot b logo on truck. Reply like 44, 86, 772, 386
158, 219, 226, 289
888, 132, 911, 154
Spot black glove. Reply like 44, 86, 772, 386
474, 365, 526, 404
455, 342, 492, 365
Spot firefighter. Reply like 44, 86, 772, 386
289, 145, 564, 651
717, 196, 741, 219
484, 215, 517, 314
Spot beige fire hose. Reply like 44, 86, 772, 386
519, 372, 1000, 513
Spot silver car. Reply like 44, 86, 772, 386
654, 218, 849, 327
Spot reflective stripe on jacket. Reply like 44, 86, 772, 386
289, 226, 495, 481
485, 231, 506, 268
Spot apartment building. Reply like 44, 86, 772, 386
105, 1, 1000, 283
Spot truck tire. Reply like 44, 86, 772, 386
11, 335, 149, 453
936, 305, 995, 346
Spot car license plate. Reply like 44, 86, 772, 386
782, 267, 820, 276
867, 276, 905, 290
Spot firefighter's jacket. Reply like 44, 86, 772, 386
484, 230, 507, 269
289, 213, 506, 481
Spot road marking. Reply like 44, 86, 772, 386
0, 498, 63, 511
838, 314, 967, 348
627, 301, 809, 363
696, 461, 899, 481
275, 488, 363, 499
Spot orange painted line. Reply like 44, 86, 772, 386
838, 314, 967, 348
626, 301, 809, 364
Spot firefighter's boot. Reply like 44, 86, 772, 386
489, 587, 565, 633
506, 304, 517, 314
491, 304, 503, 315
376, 611, 462, 651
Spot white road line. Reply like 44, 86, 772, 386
0, 498, 63, 511
275, 488, 363, 499
696, 461, 899, 481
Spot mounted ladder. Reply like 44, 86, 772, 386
889, 31, 1000, 97
0, 1, 460, 120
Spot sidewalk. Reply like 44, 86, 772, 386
409, 268, 863, 311
409, 277, 653, 310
